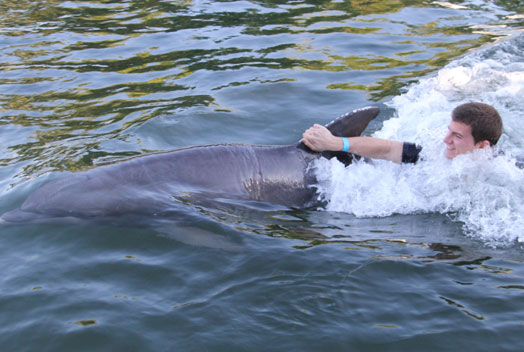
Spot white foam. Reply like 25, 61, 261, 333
314, 33, 524, 247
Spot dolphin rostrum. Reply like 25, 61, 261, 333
1, 106, 379, 223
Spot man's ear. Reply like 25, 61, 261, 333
475, 140, 491, 149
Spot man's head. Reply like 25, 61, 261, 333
443, 102, 503, 159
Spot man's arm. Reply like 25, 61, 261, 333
302, 124, 404, 163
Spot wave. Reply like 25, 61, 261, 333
313, 31, 524, 247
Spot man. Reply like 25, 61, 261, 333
302, 102, 503, 163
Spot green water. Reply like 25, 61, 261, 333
3, 0, 518, 178
1, 0, 524, 350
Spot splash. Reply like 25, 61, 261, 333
314, 32, 524, 247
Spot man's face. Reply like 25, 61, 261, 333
443, 120, 483, 159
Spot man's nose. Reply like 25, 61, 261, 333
443, 132, 452, 144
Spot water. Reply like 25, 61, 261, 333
314, 31, 524, 246
1, 0, 524, 350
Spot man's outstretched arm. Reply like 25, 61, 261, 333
302, 124, 404, 163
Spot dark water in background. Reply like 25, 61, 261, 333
1, 0, 524, 350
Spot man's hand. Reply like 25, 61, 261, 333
302, 124, 342, 152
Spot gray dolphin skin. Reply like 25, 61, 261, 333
1, 106, 379, 223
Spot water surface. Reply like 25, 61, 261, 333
1, 0, 524, 350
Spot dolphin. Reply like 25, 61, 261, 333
1, 106, 379, 224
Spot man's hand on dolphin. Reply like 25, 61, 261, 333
302, 124, 342, 152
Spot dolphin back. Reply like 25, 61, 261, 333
1, 106, 380, 223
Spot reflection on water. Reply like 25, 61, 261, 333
168, 193, 512, 263
1, 0, 521, 178
1, 2, 524, 350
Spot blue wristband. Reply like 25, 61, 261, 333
341, 137, 350, 152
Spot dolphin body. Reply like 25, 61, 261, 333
1, 106, 379, 224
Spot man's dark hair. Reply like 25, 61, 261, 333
452, 102, 503, 146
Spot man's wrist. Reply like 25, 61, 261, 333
341, 137, 350, 152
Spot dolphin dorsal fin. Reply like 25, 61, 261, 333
325, 106, 380, 137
